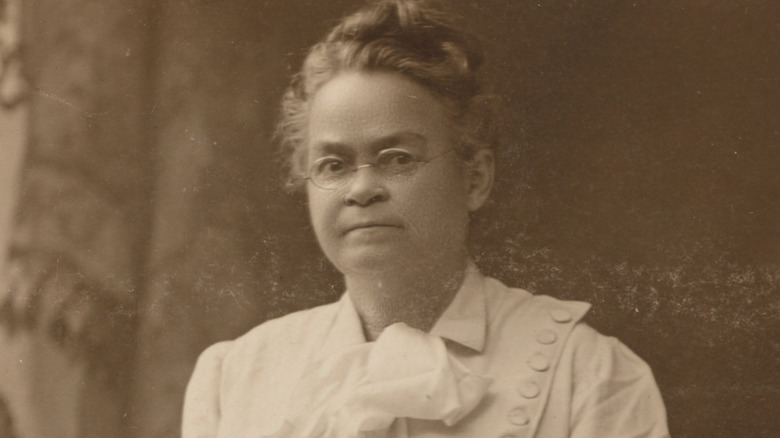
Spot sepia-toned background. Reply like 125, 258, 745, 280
0, 1, 777, 437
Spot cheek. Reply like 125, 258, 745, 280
428, 164, 470, 208
402, 169, 470, 233
306, 190, 334, 236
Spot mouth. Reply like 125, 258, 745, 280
343, 223, 402, 235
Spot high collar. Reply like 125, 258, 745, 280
429, 260, 487, 352
314, 261, 488, 362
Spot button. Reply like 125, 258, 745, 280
536, 329, 557, 344
550, 309, 572, 323
507, 407, 530, 426
518, 380, 541, 398
528, 354, 550, 371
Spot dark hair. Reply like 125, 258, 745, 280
276, 0, 501, 190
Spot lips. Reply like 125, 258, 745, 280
342, 221, 403, 235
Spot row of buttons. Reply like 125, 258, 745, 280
500, 307, 573, 437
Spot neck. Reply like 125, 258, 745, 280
345, 256, 468, 341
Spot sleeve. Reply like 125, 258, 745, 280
569, 325, 670, 438
181, 341, 233, 438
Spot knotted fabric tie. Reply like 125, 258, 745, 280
264, 322, 492, 438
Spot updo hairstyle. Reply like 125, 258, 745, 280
276, 0, 501, 191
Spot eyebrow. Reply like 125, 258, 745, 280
310, 132, 428, 157
374, 132, 427, 152
310, 142, 352, 157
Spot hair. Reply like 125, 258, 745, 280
275, 0, 502, 191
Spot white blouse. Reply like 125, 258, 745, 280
183, 264, 670, 438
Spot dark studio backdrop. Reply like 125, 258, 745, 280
0, 1, 777, 438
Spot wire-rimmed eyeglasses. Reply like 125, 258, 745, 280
304, 148, 456, 190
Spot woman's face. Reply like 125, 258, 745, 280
305, 71, 492, 276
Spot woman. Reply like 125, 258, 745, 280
183, 1, 670, 437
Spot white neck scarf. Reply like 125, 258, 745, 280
265, 322, 492, 438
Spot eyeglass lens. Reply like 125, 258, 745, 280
310, 148, 420, 189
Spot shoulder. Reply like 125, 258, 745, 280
564, 322, 657, 392
486, 283, 668, 436
502, 286, 652, 379
516, 289, 592, 323
182, 341, 232, 437
485, 276, 592, 338
485, 277, 656, 393
183, 300, 342, 436
230, 299, 341, 352
559, 322, 670, 436
494, 280, 658, 387
188, 299, 341, 384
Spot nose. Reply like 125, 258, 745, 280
343, 164, 388, 206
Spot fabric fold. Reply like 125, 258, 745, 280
264, 322, 492, 438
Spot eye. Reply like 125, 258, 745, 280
377, 148, 415, 169
313, 157, 349, 178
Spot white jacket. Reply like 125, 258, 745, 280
183, 264, 670, 438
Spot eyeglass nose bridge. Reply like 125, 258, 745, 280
353, 163, 375, 171
335, 162, 389, 202
341, 162, 384, 186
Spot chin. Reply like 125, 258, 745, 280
332, 247, 413, 276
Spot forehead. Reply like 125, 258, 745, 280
307, 71, 452, 155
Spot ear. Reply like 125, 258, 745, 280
466, 148, 495, 212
